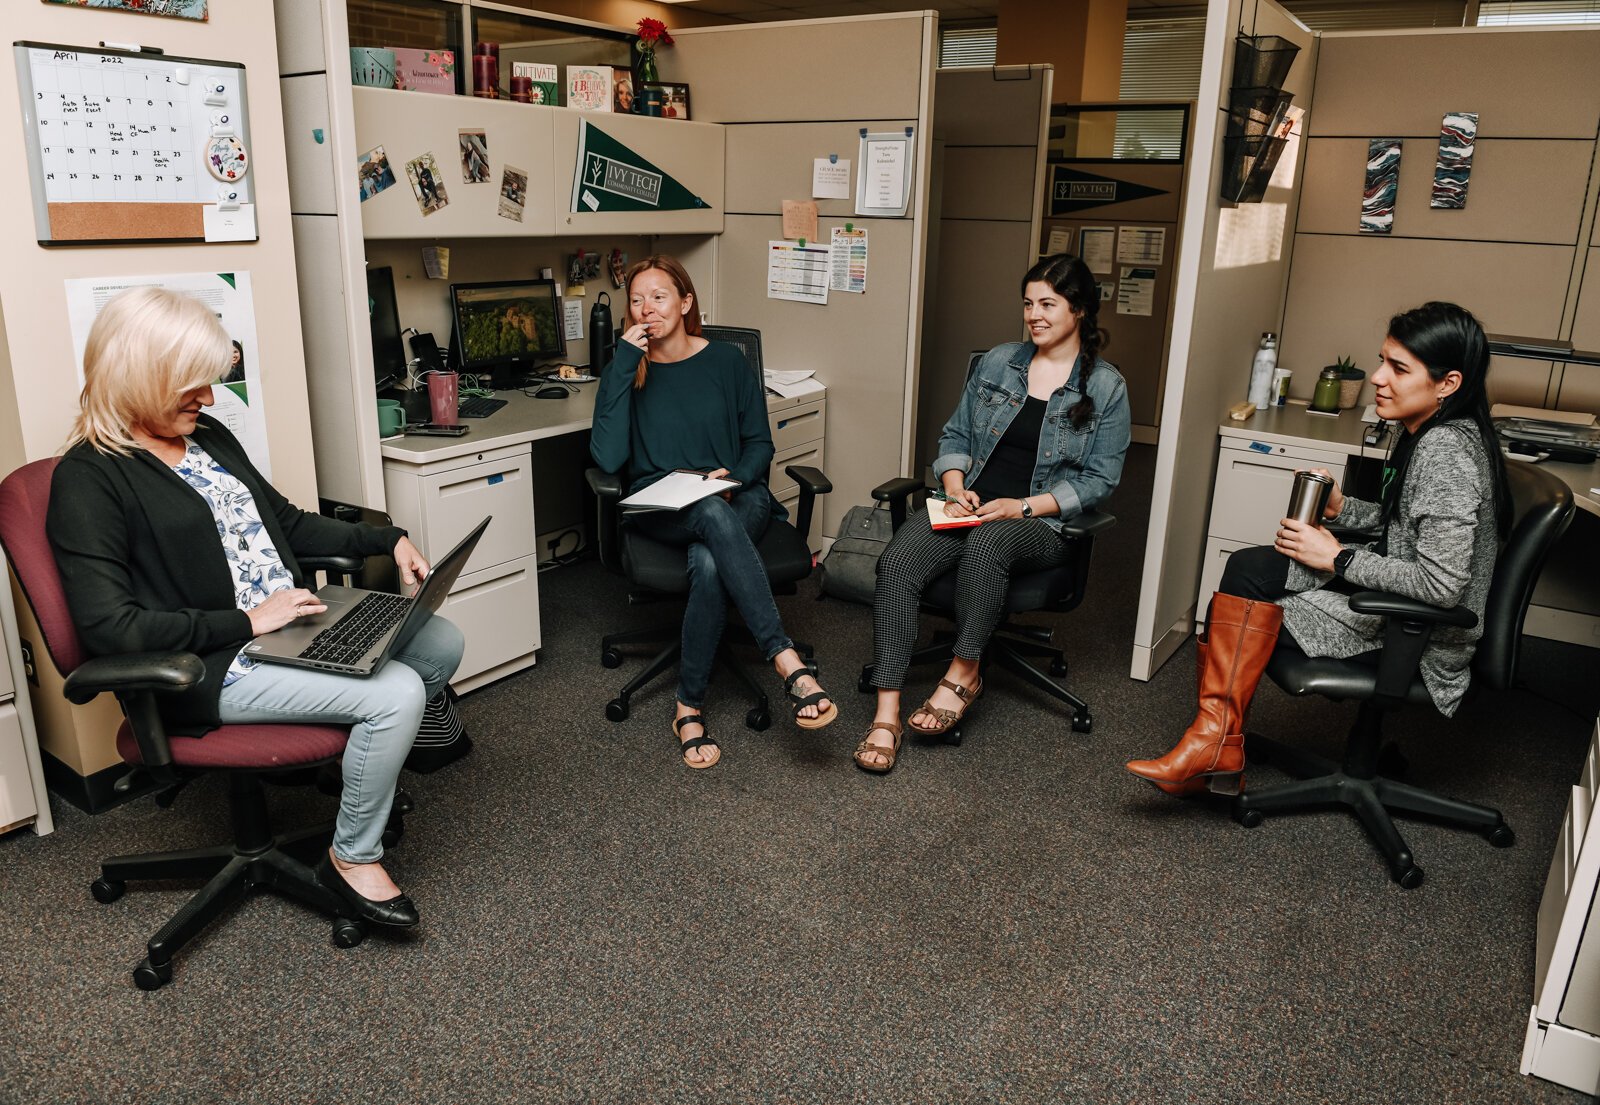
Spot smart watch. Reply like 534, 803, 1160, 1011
1020, 498, 1034, 519
1333, 548, 1356, 578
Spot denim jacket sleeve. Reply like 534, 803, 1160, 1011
931, 351, 995, 479
1047, 365, 1131, 520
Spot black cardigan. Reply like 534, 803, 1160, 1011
46, 415, 405, 732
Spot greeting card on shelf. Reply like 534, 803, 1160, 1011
511, 62, 559, 106
392, 48, 456, 95
566, 65, 613, 112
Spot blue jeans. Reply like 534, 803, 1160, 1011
217, 616, 465, 864
628, 487, 794, 708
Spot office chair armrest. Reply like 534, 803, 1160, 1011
63, 651, 205, 704
299, 554, 365, 588
1059, 510, 1116, 539
1348, 591, 1478, 629
586, 468, 624, 500
871, 477, 926, 529
784, 466, 832, 542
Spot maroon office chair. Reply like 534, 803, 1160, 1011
0, 458, 387, 989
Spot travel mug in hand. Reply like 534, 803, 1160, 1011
1286, 470, 1334, 526
427, 371, 459, 425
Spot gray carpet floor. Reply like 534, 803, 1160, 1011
3, 444, 1598, 1104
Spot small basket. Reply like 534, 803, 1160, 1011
1337, 368, 1366, 410
1231, 34, 1300, 91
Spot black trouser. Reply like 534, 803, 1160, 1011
1214, 544, 1303, 652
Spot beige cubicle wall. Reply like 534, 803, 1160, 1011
1281, 27, 1600, 412
1130, 0, 1317, 680
0, 2, 321, 803
671, 13, 937, 537
915, 65, 1052, 473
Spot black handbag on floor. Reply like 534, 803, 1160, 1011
816, 502, 894, 606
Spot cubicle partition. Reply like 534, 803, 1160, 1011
1131, 0, 1317, 681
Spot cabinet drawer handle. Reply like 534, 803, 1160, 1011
440, 469, 522, 498
447, 568, 530, 602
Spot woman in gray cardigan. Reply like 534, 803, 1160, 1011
1127, 302, 1510, 796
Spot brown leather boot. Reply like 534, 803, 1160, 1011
1127, 593, 1284, 795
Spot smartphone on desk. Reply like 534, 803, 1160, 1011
404, 423, 470, 437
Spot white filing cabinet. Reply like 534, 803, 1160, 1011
1523, 718, 1600, 1095
766, 381, 827, 552
382, 442, 541, 693
0, 548, 53, 836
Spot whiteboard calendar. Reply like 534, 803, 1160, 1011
13, 41, 256, 244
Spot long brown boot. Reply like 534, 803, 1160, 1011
1126, 592, 1284, 795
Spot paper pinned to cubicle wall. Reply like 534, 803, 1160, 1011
829, 226, 867, 293
813, 158, 851, 200
766, 240, 830, 305
1078, 227, 1115, 274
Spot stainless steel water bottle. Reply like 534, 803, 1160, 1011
1286, 470, 1334, 525
588, 292, 615, 374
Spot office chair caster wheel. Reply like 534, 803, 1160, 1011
331, 918, 367, 949
606, 698, 629, 723
1050, 658, 1068, 677
1071, 711, 1092, 734
746, 708, 771, 731
382, 817, 404, 849
1395, 865, 1424, 890
91, 877, 126, 904
1235, 808, 1264, 829
1486, 823, 1515, 848
132, 958, 172, 991
601, 648, 623, 669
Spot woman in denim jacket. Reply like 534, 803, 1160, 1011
855, 254, 1132, 773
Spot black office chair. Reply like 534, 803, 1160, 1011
586, 326, 832, 730
847, 475, 1114, 742
0, 459, 409, 988
1234, 462, 1575, 887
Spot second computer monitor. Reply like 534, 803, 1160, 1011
366, 265, 407, 392
449, 278, 564, 387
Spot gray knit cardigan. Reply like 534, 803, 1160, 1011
1282, 420, 1500, 717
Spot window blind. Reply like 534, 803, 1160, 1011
939, 24, 998, 69
1280, 1, 1467, 29
1478, 0, 1600, 24
1119, 14, 1206, 102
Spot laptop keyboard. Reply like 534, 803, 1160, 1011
458, 395, 507, 418
301, 592, 412, 666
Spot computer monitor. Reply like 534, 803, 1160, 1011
366, 265, 407, 392
449, 278, 564, 386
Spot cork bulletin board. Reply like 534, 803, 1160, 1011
14, 40, 256, 245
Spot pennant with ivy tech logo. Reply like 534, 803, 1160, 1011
571, 121, 708, 214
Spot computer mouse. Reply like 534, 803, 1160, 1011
534, 386, 568, 399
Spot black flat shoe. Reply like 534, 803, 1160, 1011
315, 853, 420, 928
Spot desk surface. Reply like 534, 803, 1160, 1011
379, 385, 599, 465
1217, 402, 1392, 460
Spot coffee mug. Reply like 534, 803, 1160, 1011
377, 398, 406, 437
639, 86, 665, 117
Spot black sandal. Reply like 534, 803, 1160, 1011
782, 665, 838, 730
674, 713, 720, 769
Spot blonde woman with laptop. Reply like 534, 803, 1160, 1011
47, 287, 462, 930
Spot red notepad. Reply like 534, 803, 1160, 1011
926, 497, 983, 530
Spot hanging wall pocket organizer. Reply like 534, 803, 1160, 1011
14, 41, 257, 244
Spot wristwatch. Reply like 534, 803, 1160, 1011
1333, 548, 1356, 578
1020, 498, 1034, 519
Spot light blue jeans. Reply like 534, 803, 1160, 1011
217, 616, 465, 863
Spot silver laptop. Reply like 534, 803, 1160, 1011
243, 516, 491, 676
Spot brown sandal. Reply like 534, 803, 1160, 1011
853, 721, 903, 774
908, 677, 982, 739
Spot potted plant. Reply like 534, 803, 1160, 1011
1330, 354, 1365, 410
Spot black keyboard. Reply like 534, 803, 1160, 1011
458, 395, 508, 419
300, 592, 412, 666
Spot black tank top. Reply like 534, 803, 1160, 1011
969, 395, 1045, 501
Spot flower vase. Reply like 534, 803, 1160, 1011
636, 46, 658, 88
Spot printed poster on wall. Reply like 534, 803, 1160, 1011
64, 271, 270, 476
570, 121, 708, 214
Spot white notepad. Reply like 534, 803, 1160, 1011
619, 470, 741, 512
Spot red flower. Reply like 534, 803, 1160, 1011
636, 18, 674, 46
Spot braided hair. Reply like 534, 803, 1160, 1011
1380, 301, 1511, 538
1022, 253, 1105, 429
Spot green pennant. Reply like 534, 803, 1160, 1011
570, 121, 708, 214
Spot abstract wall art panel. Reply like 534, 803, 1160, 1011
1430, 111, 1478, 209
1361, 138, 1403, 234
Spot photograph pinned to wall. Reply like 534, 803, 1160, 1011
1360, 138, 1403, 234
64, 271, 268, 472
608, 249, 628, 289
497, 165, 528, 222
567, 249, 603, 296
357, 145, 397, 202
1430, 112, 1477, 210
422, 245, 450, 279
405, 151, 449, 216
459, 129, 490, 184
44, 0, 208, 19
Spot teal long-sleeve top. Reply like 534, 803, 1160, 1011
589, 339, 775, 495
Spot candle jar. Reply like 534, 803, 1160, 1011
510, 75, 532, 103
472, 43, 498, 98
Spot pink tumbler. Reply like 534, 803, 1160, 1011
427, 372, 459, 425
